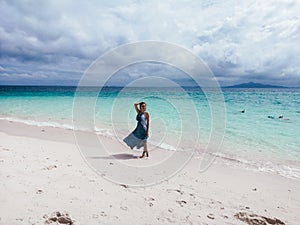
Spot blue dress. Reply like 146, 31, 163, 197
123, 112, 148, 149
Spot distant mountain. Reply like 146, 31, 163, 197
224, 82, 286, 88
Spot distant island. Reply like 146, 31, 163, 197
224, 82, 287, 88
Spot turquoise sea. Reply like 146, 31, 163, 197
0, 86, 299, 179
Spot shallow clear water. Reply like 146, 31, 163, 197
0, 86, 299, 179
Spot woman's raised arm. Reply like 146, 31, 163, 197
134, 102, 140, 113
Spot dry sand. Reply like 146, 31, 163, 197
0, 120, 299, 225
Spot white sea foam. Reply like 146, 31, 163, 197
0, 116, 181, 152
0, 116, 74, 130
152, 141, 177, 151
213, 152, 300, 180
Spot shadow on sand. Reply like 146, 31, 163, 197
88, 153, 138, 160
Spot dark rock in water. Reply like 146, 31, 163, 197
234, 212, 285, 225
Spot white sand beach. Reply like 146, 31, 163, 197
0, 119, 299, 225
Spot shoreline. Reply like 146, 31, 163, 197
1, 117, 300, 181
0, 119, 300, 224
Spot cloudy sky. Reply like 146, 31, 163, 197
1, 0, 300, 87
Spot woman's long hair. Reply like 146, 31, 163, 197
139, 102, 146, 110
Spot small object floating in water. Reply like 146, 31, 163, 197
241, 109, 245, 113
278, 115, 290, 120
268, 115, 290, 120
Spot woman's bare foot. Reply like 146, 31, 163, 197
139, 151, 149, 158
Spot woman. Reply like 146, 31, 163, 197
123, 102, 150, 158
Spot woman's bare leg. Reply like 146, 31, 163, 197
139, 142, 149, 158
144, 142, 149, 157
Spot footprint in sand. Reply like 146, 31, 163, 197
120, 206, 128, 211
100, 211, 107, 217
36, 189, 43, 194
167, 189, 184, 195
234, 212, 285, 225
92, 214, 99, 219
144, 197, 155, 207
44, 211, 74, 225
207, 213, 215, 220
176, 200, 187, 207
43, 165, 57, 170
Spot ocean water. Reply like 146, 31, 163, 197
0, 86, 299, 179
